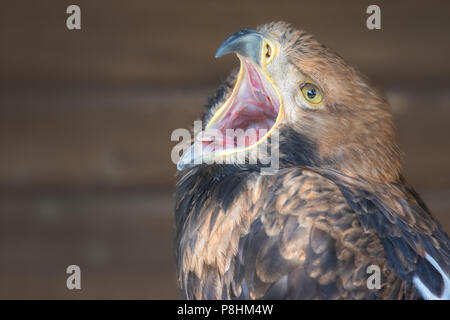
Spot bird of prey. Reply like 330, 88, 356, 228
174, 22, 450, 300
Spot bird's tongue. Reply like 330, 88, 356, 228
201, 59, 280, 152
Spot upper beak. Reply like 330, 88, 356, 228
215, 29, 266, 66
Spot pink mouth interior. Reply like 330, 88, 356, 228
203, 59, 280, 150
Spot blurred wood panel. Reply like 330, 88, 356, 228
0, 87, 203, 189
1, 0, 450, 87
0, 191, 178, 299
1, 88, 450, 190
1, 0, 450, 300
1, 0, 449, 190
0, 188, 448, 299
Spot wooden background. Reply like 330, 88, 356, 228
0, 0, 449, 298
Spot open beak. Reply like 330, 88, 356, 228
177, 30, 283, 171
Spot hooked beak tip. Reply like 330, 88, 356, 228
214, 29, 266, 65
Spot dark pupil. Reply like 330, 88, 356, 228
307, 88, 316, 99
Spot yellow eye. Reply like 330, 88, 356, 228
300, 82, 323, 105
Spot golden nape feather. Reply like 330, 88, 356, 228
174, 22, 450, 300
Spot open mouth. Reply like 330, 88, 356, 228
201, 57, 282, 153
176, 29, 283, 171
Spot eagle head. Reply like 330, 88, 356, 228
178, 22, 401, 183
